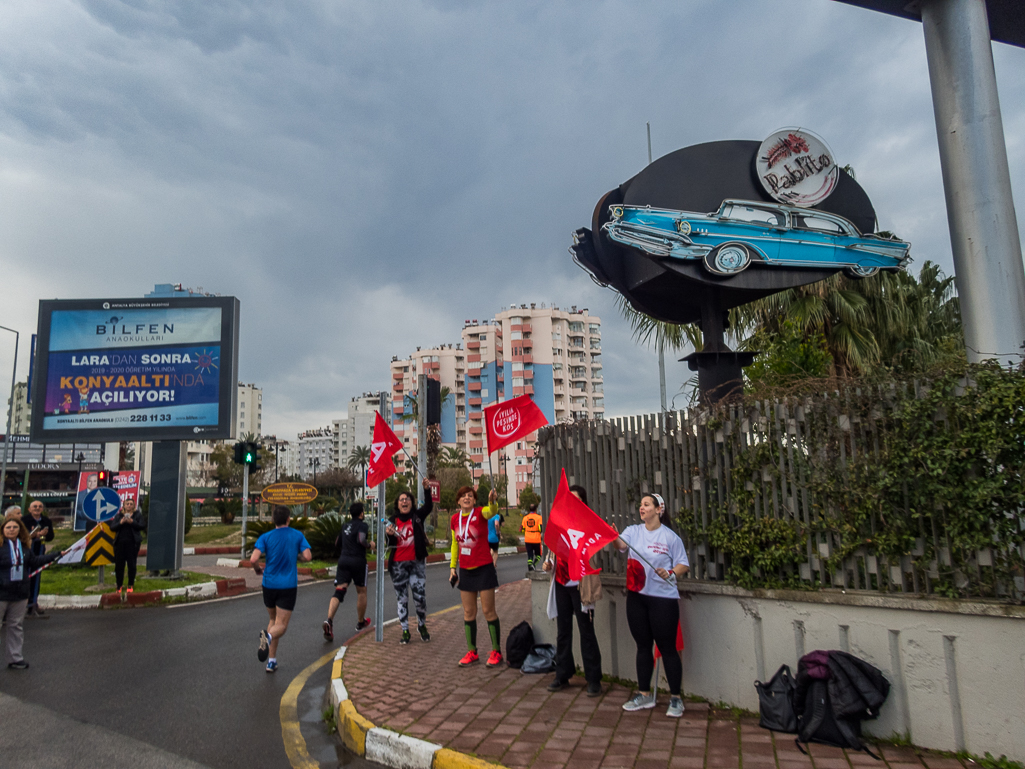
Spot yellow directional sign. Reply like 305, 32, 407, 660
84, 523, 115, 566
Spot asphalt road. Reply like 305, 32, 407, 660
0, 554, 530, 769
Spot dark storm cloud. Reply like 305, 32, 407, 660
0, 0, 1022, 437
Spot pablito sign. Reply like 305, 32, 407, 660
755, 128, 838, 208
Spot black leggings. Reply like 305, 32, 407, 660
626, 591, 681, 695
114, 539, 139, 588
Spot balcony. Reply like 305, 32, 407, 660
466, 340, 480, 350
392, 371, 404, 380
467, 354, 481, 363
468, 411, 482, 420
469, 426, 483, 435
522, 369, 534, 380
469, 397, 482, 406
469, 440, 483, 450
525, 384, 534, 395
468, 382, 482, 392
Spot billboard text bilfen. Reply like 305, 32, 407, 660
30, 297, 240, 442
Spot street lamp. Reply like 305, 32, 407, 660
76, 452, 85, 475
0, 325, 19, 505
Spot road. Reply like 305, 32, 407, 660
0, 554, 530, 768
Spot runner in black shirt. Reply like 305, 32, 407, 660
323, 502, 375, 641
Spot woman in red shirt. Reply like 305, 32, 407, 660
450, 485, 501, 667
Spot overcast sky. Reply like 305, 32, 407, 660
1, 0, 1023, 441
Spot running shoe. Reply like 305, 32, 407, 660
7, 661, 29, 670
400, 629, 411, 645
666, 696, 685, 718
322, 619, 334, 642
418, 624, 431, 642
458, 650, 479, 666
266, 660, 278, 674
622, 692, 656, 711
547, 678, 567, 692
355, 617, 371, 631
258, 630, 270, 662
485, 650, 503, 668
126, 586, 133, 593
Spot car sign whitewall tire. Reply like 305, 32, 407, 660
704, 242, 753, 276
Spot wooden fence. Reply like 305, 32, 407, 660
536, 388, 1025, 599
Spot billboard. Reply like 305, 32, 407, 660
30, 296, 239, 442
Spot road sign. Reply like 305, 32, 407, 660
260, 483, 318, 506
428, 480, 440, 503
84, 523, 114, 566
81, 487, 122, 523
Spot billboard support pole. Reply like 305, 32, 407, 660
0, 325, 19, 500
241, 464, 250, 560
146, 441, 186, 576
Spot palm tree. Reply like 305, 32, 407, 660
439, 446, 471, 470
347, 445, 371, 499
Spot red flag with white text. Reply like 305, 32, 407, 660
483, 394, 548, 455
543, 469, 619, 581
366, 412, 403, 487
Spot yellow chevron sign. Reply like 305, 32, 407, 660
85, 523, 115, 566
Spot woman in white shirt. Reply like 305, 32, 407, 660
612, 493, 689, 718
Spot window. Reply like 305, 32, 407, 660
592, 397, 604, 408
793, 213, 846, 234
589, 324, 600, 334
513, 377, 524, 387
480, 346, 488, 355
569, 321, 584, 333
511, 331, 522, 340
591, 367, 603, 378
552, 332, 561, 341
722, 203, 785, 227
590, 339, 600, 349
511, 362, 523, 371
479, 334, 487, 341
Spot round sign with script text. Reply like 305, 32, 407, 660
755, 128, 838, 208
261, 482, 318, 506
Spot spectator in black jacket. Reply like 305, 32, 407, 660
385, 478, 433, 644
0, 513, 65, 669
108, 498, 144, 597
21, 500, 54, 618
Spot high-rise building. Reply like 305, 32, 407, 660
7, 382, 31, 435
237, 382, 262, 437
297, 426, 334, 480
389, 304, 602, 503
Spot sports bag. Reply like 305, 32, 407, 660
520, 644, 556, 674
505, 621, 535, 670
755, 664, 798, 733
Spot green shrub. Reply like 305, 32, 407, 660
245, 515, 311, 545
305, 512, 344, 560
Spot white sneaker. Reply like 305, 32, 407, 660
666, 696, 685, 717
622, 692, 656, 711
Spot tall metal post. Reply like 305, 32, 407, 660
241, 463, 250, 560
0, 325, 19, 500
921, 0, 1025, 364
375, 390, 388, 642
645, 125, 669, 411
417, 374, 427, 507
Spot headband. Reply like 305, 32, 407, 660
651, 493, 665, 510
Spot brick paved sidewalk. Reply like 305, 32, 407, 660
340, 579, 971, 769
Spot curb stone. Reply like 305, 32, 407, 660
38, 577, 246, 610
329, 645, 509, 769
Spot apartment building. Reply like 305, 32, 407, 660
297, 426, 334, 481
7, 382, 31, 434
389, 304, 603, 503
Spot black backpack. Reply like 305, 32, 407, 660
755, 664, 798, 733
505, 621, 535, 669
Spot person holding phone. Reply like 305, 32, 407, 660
384, 478, 433, 644
21, 500, 54, 617
108, 498, 144, 597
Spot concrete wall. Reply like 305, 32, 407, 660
529, 572, 1025, 761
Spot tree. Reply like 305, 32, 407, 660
439, 446, 471, 470
347, 445, 371, 499
314, 467, 362, 503
209, 443, 244, 491
744, 319, 832, 389
517, 486, 540, 511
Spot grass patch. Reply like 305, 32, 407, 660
185, 523, 242, 545
40, 566, 213, 596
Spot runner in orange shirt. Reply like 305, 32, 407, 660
520, 504, 543, 571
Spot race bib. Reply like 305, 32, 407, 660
461, 547, 471, 556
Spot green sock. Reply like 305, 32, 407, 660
464, 621, 477, 651
488, 618, 501, 652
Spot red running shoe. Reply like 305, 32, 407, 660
485, 650, 503, 668
458, 650, 479, 666
126, 586, 133, 594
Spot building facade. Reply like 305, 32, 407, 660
7, 382, 31, 435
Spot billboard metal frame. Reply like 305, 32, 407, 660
29, 296, 240, 443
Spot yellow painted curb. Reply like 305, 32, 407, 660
333, 603, 509, 769
432, 747, 507, 769
338, 699, 374, 755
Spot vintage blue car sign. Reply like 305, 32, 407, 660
603, 199, 911, 278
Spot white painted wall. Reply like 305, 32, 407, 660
529, 573, 1025, 760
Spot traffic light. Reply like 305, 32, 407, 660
233, 442, 244, 464
243, 442, 258, 464
97, 470, 109, 487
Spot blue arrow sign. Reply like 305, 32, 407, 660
82, 487, 122, 523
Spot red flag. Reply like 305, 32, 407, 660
366, 413, 403, 487
483, 395, 548, 454
543, 469, 619, 581
654, 621, 685, 658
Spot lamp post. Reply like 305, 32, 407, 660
0, 325, 19, 505
76, 452, 85, 474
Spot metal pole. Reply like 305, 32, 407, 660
0, 325, 19, 503
644, 126, 668, 411
417, 374, 427, 507
375, 390, 388, 642
241, 462, 249, 560
921, 0, 1025, 365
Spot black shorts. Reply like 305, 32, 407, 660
458, 563, 499, 593
335, 558, 368, 588
488, 542, 499, 553
262, 587, 297, 611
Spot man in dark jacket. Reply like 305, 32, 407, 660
384, 478, 433, 644
21, 501, 54, 617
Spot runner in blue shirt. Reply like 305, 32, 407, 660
250, 505, 312, 673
